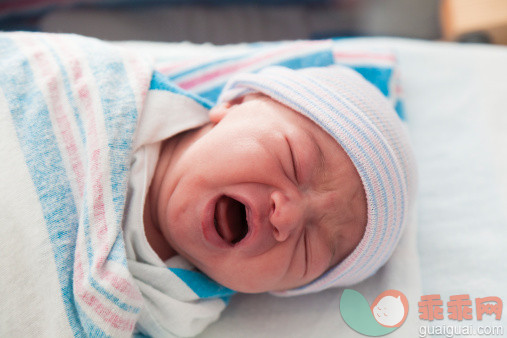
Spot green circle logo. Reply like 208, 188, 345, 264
340, 289, 409, 336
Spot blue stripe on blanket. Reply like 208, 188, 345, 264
169, 268, 236, 303
150, 70, 213, 109
195, 49, 335, 104
395, 100, 405, 120
0, 35, 87, 338
352, 66, 392, 97
109, 232, 131, 264
349, 66, 404, 120
278, 49, 335, 69
168, 53, 249, 81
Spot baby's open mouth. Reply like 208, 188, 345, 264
214, 195, 249, 245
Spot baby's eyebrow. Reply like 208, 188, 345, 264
316, 142, 326, 172
304, 129, 325, 173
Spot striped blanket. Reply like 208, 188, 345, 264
153, 40, 403, 118
0, 32, 402, 337
0, 32, 152, 337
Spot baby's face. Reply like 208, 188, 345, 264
150, 94, 367, 293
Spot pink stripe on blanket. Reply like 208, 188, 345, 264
178, 41, 329, 90
121, 50, 151, 114
75, 259, 137, 332
17, 35, 86, 199
333, 51, 396, 62
156, 57, 212, 75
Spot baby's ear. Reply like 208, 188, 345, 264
209, 96, 245, 123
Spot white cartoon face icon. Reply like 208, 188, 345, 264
370, 290, 408, 328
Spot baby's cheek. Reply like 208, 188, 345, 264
227, 254, 296, 292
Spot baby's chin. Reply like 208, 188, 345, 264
204, 270, 318, 294
205, 274, 275, 294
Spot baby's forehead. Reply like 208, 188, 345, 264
254, 94, 332, 141
252, 94, 359, 181
241, 93, 364, 200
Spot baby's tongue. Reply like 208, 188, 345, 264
215, 196, 244, 244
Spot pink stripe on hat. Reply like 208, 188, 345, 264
218, 65, 417, 296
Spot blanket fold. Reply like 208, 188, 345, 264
0, 32, 153, 337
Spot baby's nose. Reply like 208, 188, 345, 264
269, 190, 306, 242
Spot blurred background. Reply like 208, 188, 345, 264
0, 0, 505, 45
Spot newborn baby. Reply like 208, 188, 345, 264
144, 92, 367, 294
133, 65, 415, 302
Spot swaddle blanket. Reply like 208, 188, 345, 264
0, 32, 154, 336
0, 31, 404, 337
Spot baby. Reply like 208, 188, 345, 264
128, 65, 416, 304
144, 91, 367, 294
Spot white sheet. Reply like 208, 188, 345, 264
118, 37, 507, 336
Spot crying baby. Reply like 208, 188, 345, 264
124, 65, 416, 335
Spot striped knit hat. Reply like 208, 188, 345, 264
218, 65, 416, 296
